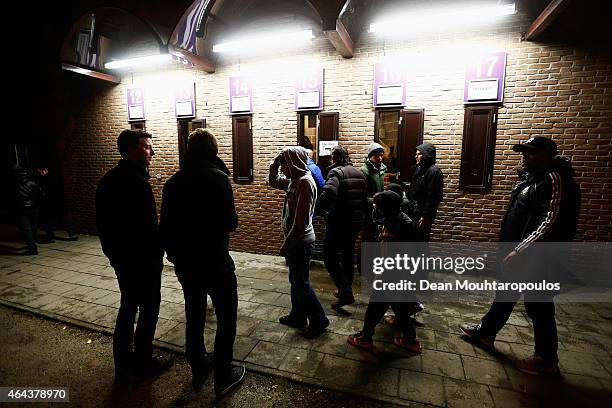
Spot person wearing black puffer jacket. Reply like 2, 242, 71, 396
406, 143, 444, 241
317, 146, 367, 310
460, 136, 581, 377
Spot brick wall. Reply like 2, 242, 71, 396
65, 8, 612, 255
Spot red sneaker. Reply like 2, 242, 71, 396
516, 355, 560, 376
347, 332, 373, 350
394, 337, 421, 354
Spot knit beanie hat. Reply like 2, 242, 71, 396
367, 142, 385, 158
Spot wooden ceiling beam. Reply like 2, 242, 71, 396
61, 62, 121, 84
524, 0, 573, 40
169, 45, 215, 73
324, 19, 353, 58
307, 0, 354, 58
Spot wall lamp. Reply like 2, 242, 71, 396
212, 29, 314, 55
369, 2, 516, 37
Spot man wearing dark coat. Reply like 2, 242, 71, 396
317, 145, 367, 310
405, 143, 444, 241
160, 128, 245, 397
460, 136, 581, 376
96, 130, 172, 382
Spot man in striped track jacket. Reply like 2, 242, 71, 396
459, 136, 581, 376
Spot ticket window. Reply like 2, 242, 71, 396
374, 109, 424, 183
297, 112, 338, 172
177, 119, 206, 169
298, 113, 318, 159
375, 110, 401, 174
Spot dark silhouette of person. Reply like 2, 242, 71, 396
13, 166, 41, 255
95, 130, 172, 383
160, 128, 245, 397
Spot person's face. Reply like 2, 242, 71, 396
280, 162, 290, 177
415, 150, 424, 165
128, 137, 154, 166
521, 149, 549, 171
370, 152, 384, 166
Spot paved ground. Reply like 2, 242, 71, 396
0, 305, 400, 407
1, 232, 611, 407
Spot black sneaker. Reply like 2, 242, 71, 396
214, 365, 246, 400
408, 302, 424, 315
331, 294, 355, 310
302, 317, 330, 339
279, 315, 307, 328
132, 354, 174, 377
192, 352, 214, 392
459, 323, 494, 349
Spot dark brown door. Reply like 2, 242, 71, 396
232, 115, 253, 183
317, 112, 339, 171
460, 105, 498, 192
177, 119, 206, 169
398, 109, 424, 182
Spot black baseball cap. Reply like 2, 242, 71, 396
512, 136, 557, 155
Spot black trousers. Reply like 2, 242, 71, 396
175, 264, 238, 381
113, 262, 162, 373
362, 301, 416, 341
323, 227, 359, 299
480, 290, 558, 364
17, 209, 38, 252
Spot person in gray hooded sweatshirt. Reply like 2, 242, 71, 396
269, 146, 330, 339
406, 143, 444, 242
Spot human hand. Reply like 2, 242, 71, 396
418, 217, 430, 228
502, 250, 518, 266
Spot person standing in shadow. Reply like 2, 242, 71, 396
160, 128, 245, 398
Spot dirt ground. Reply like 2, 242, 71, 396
0, 305, 398, 408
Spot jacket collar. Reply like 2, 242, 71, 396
365, 159, 387, 173
185, 154, 231, 176
118, 159, 149, 180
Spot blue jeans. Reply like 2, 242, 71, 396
287, 242, 327, 327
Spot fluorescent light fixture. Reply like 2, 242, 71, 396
105, 53, 173, 70
213, 29, 314, 55
370, 2, 516, 37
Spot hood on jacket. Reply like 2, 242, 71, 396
373, 190, 402, 216
282, 146, 310, 179
185, 153, 231, 176
416, 143, 437, 165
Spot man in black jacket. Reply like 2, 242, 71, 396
460, 136, 581, 376
14, 166, 42, 255
160, 129, 245, 397
96, 130, 172, 382
317, 146, 367, 310
406, 143, 444, 241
